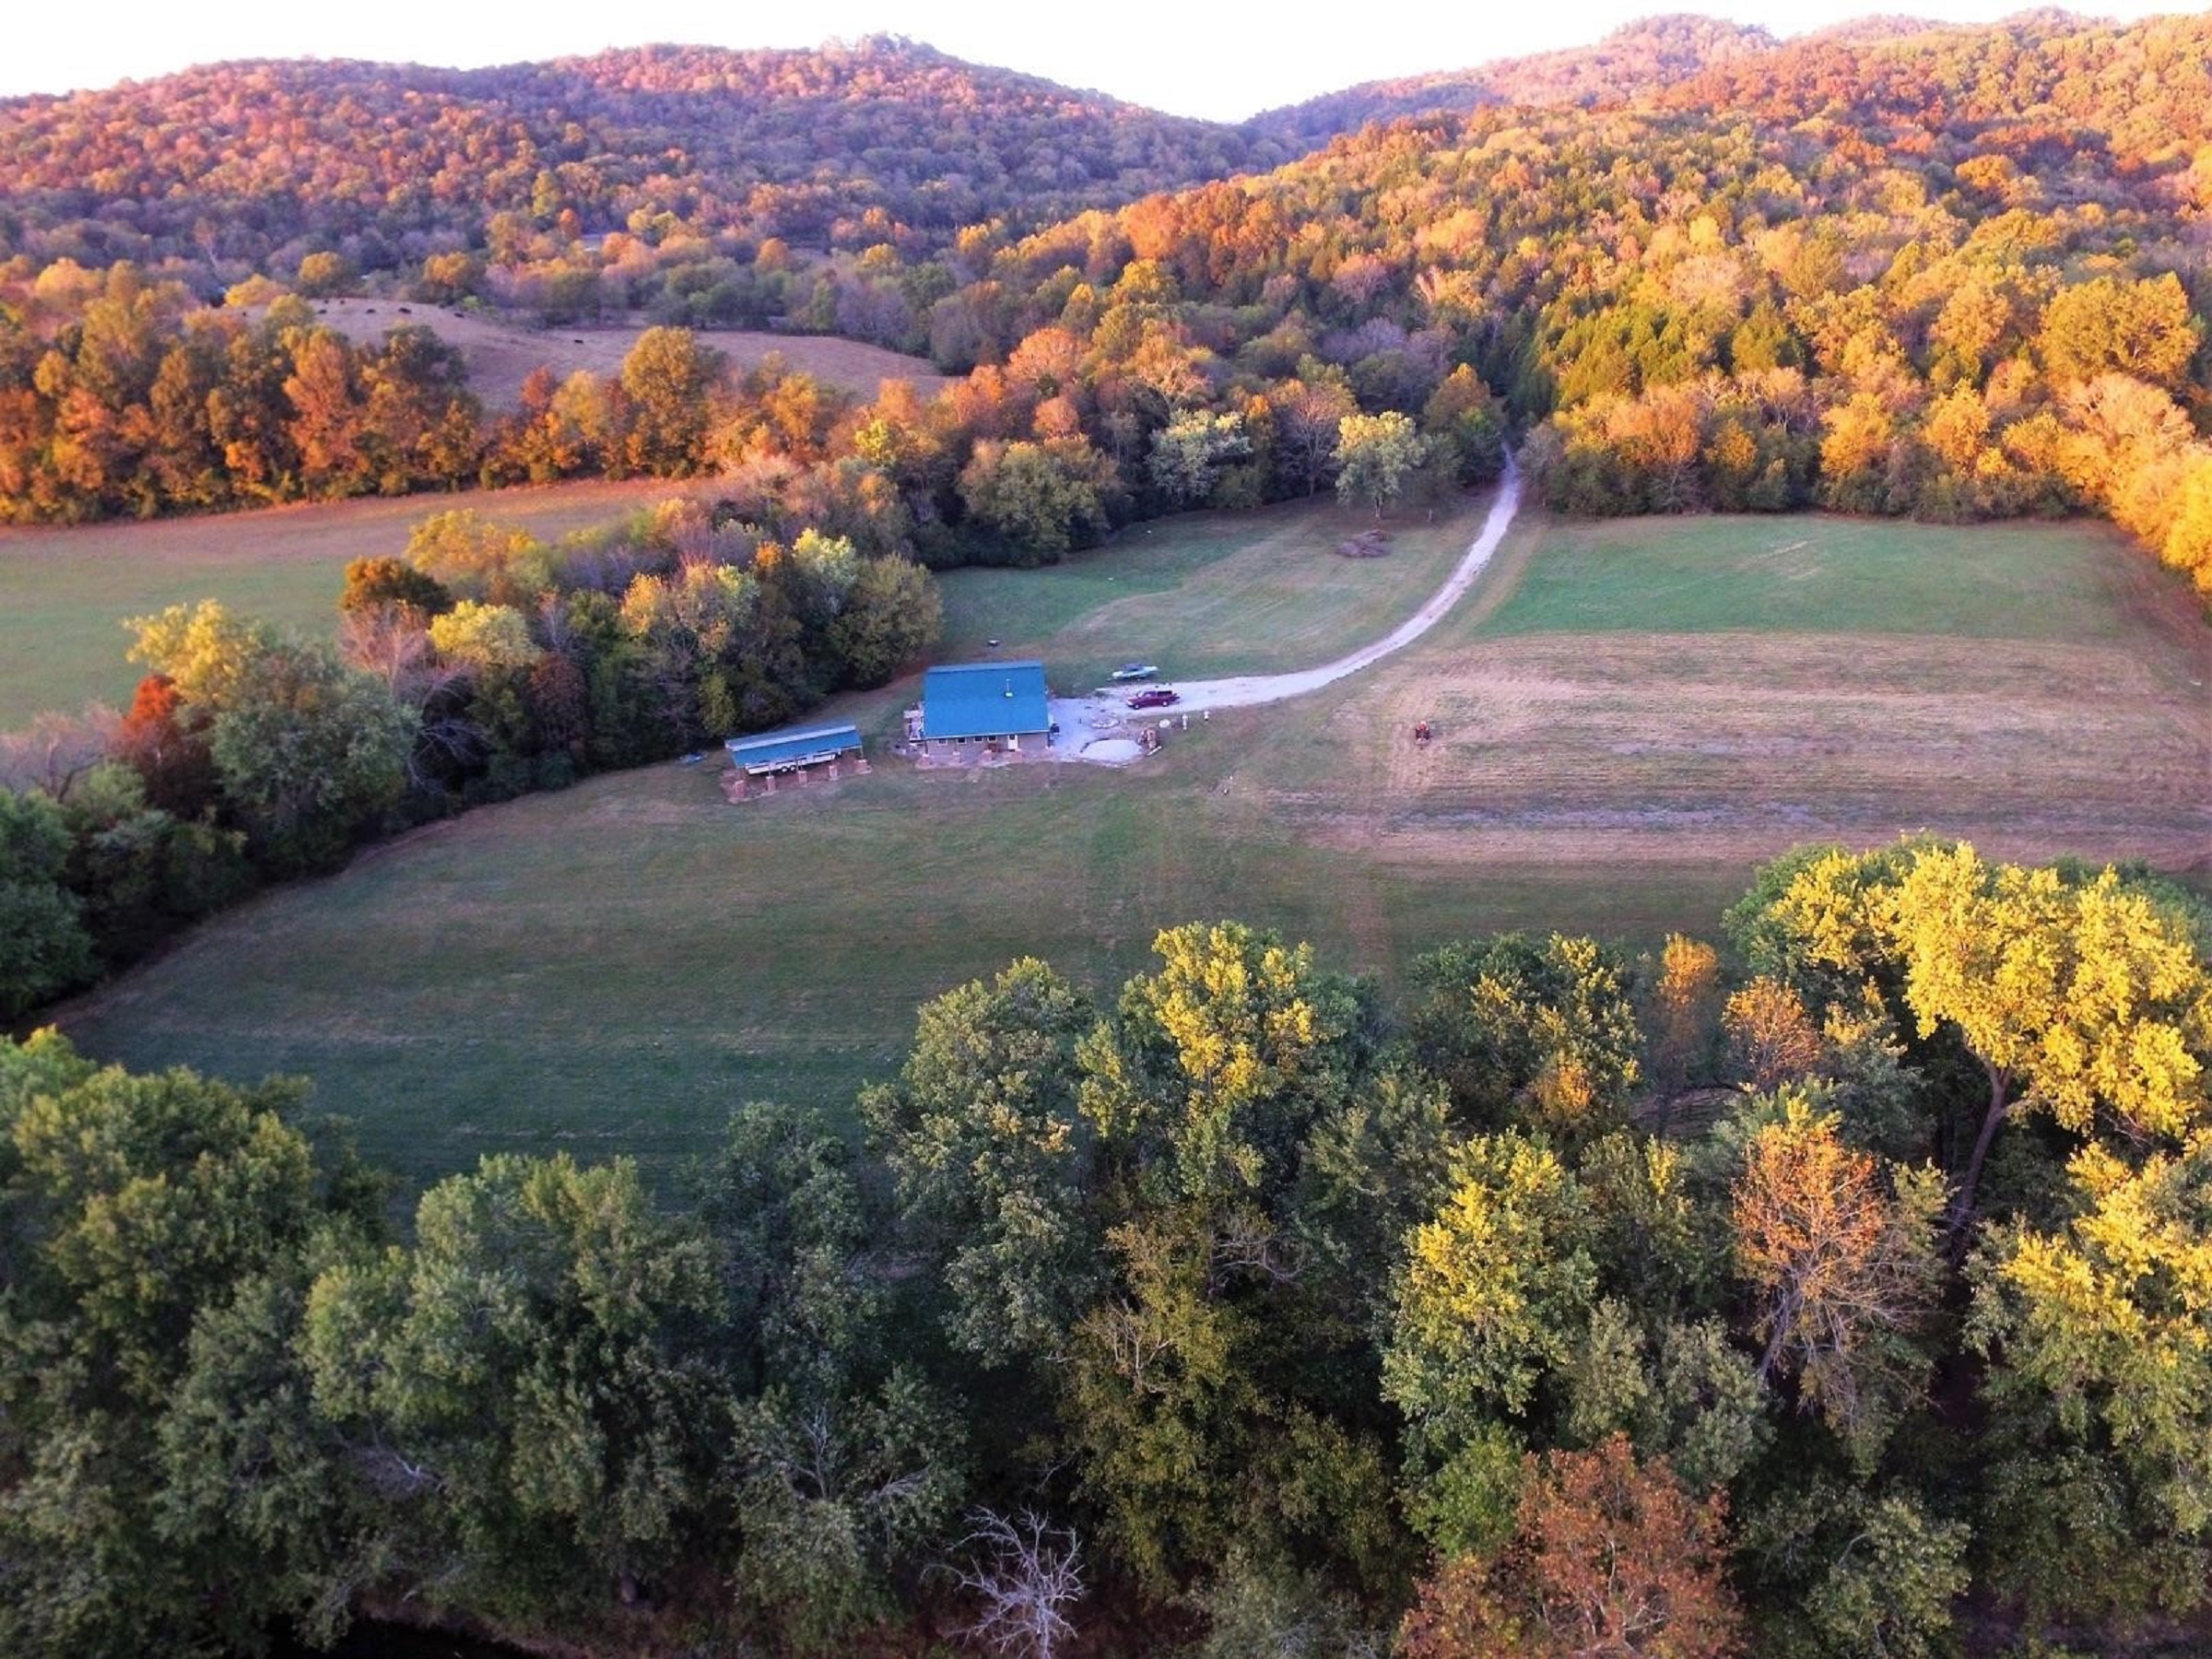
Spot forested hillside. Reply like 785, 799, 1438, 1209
6, 10, 2207, 589
0, 37, 1281, 273
1248, 14, 1778, 145
907, 7, 2212, 588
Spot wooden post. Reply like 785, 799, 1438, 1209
762, 771, 776, 794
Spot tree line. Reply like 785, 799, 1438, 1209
3, 841, 2208, 1657
0, 489, 940, 1020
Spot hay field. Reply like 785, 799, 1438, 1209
305, 299, 949, 407
1239, 512, 2210, 876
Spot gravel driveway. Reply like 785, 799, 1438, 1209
1054, 458, 1524, 761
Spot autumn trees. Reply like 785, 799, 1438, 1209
2, 843, 2207, 1651
1888, 847, 2212, 1228
127, 602, 416, 874
1732, 1102, 1944, 1465
3, 6, 2209, 628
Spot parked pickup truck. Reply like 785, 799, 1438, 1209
1126, 687, 1181, 709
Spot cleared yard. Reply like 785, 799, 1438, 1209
0, 477, 709, 726
57, 506, 2212, 1193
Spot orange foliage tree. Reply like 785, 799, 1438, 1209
1721, 976, 1823, 1091
1733, 1102, 1942, 1465
1399, 1435, 1741, 1659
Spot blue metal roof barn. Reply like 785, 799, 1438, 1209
920, 661, 1051, 741
724, 722, 864, 773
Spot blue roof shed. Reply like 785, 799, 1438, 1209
921, 661, 1051, 741
724, 722, 864, 772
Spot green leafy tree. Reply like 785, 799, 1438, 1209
1408, 933, 1643, 1141
1385, 1131, 1597, 1437
1062, 924, 1396, 1586
826, 556, 942, 687
861, 959, 1098, 1366
0, 1033, 358, 1659
1741, 1481, 1971, 1659
428, 601, 543, 672
302, 1153, 724, 1618
129, 602, 417, 870
1967, 1134, 2212, 1624
1886, 844, 2212, 1228
1334, 409, 1432, 517
0, 786, 94, 1017
1147, 409, 1251, 507
1422, 364, 1508, 485
155, 1260, 393, 1651
695, 1100, 965, 1648
1079, 922, 1369, 1208
958, 437, 1114, 564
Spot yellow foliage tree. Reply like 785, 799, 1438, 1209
1886, 843, 2212, 1229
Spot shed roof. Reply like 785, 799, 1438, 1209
723, 722, 864, 770
921, 660, 1050, 740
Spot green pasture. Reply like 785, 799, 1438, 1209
70, 745, 1747, 1186
55, 497, 2208, 1193
1480, 512, 2153, 641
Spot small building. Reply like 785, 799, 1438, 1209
918, 660, 1051, 752
724, 722, 864, 775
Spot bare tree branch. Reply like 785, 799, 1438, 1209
950, 1508, 1083, 1659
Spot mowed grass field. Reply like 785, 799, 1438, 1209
60, 500, 2212, 1192
0, 477, 712, 727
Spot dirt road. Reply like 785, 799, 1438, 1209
1053, 459, 1523, 759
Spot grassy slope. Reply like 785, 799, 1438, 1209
61, 503, 2212, 1191
0, 478, 705, 727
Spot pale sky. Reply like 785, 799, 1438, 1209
6, 1, 2194, 119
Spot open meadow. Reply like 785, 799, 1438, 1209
59, 501, 2212, 1191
